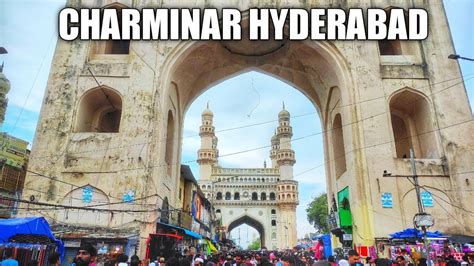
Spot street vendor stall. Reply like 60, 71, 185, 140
388, 228, 448, 263
0, 217, 64, 265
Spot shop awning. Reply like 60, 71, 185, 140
0, 217, 64, 257
157, 222, 201, 239
390, 228, 444, 239
182, 228, 201, 239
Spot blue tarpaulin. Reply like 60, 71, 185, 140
390, 228, 444, 239
311, 234, 333, 258
0, 217, 64, 257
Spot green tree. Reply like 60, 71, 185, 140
306, 193, 330, 233
248, 238, 261, 250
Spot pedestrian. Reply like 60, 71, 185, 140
117, 254, 128, 266
194, 258, 204, 266
395, 256, 406, 266
130, 255, 140, 266
328, 256, 337, 266
460, 255, 469, 266
48, 251, 61, 266
0, 249, 18, 266
158, 257, 166, 266
74, 244, 98, 266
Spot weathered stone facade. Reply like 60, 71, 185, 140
19, 0, 474, 256
197, 105, 298, 250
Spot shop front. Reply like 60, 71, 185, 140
146, 221, 202, 261
60, 235, 135, 266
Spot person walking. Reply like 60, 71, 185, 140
74, 244, 98, 266
48, 252, 61, 266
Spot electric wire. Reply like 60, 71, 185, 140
27, 72, 474, 161
10, 33, 56, 133
11, 74, 474, 215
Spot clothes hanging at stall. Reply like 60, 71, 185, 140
0, 242, 59, 266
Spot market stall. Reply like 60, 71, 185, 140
0, 217, 64, 265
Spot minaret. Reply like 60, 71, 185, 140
276, 102, 296, 180
275, 104, 298, 249
0, 63, 11, 127
197, 103, 218, 181
270, 130, 279, 168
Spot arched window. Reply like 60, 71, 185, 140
90, 4, 130, 55
252, 192, 258, 200
332, 113, 347, 178
165, 110, 175, 176
216, 209, 221, 213
234, 192, 240, 200
286, 193, 291, 199
225, 192, 231, 200
379, 40, 402, 55
271, 209, 276, 214
75, 86, 122, 133
271, 220, 276, 226
216, 192, 222, 200
390, 89, 438, 158
270, 192, 276, 200
261, 192, 267, 201
58, 185, 111, 226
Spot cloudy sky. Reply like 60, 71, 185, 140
1, 1, 473, 248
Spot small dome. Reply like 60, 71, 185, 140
202, 102, 213, 116
271, 134, 279, 144
278, 101, 290, 119
278, 109, 290, 119
202, 108, 213, 116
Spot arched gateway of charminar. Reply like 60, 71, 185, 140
197, 104, 298, 250
20, 0, 474, 257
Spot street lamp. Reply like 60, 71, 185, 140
448, 54, 474, 62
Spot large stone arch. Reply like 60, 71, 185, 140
227, 215, 266, 248
157, 28, 372, 246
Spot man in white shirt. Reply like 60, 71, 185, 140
338, 250, 360, 266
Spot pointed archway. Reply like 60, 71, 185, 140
227, 215, 265, 249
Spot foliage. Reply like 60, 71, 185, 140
306, 193, 330, 233
248, 238, 261, 250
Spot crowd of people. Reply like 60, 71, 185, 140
2, 244, 473, 266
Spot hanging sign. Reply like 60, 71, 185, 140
381, 193, 393, 208
421, 191, 433, 207
82, 186, 93, 203
123, 190, 135, 203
